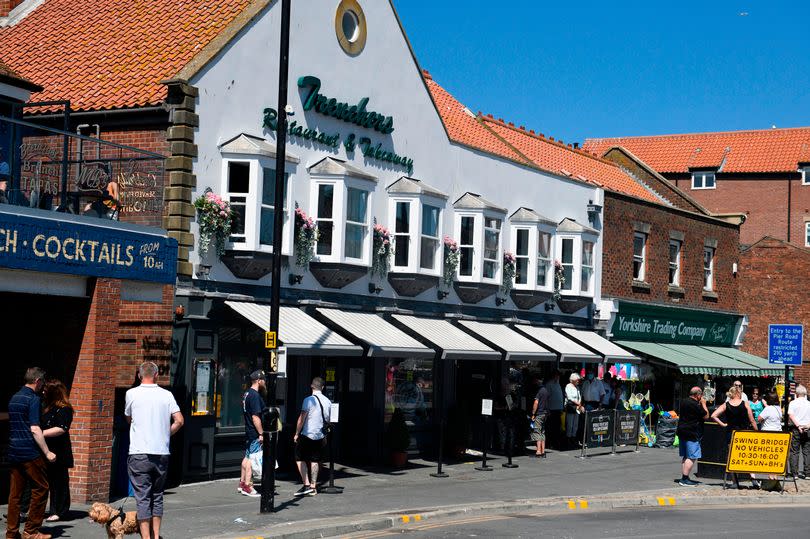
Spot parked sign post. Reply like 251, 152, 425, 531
768, 324, 803, 430
475, 399, 494, 471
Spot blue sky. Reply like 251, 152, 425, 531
392, 1, 810, 144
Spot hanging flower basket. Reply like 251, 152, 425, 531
553, 260, 566, 302
371, 221, 393, 278
442, 235, 459, 288
501, 251, 516, 294
293, 204, 318, 268
193, 188, 233, 258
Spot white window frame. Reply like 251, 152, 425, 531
669, 239, 682, 286
703, 246, 715, 291
508, 223, 556, 291
310, 176, 374, 266
691, 171, 716, 190
344, 186, 370, 262
536, 228, 554, 292
802, 166, 810, 186
806, 222, 810, 247
454, 210, 505, 284
482, 215, 502, 282
220, 157, 293, 255
633, 231, 647, 282
556, 235, 578, 295
512, 226, 532, 288
387, 195, 443, 276
581, 240, 595, 295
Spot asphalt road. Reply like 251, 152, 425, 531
343, 504, 809, 539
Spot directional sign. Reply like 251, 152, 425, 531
768, 324, 803, 366
265, 331, 277, 349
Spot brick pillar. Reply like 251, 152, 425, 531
69, 278, 121, 502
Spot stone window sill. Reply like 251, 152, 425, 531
631, 280, 651, 291
702, 290, 719, 300
668, 285, 686, 296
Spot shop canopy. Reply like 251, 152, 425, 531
560, 328, 640, 364
457, 320, 556, 361
316, 308, 434, 358
615, 341, 763, 376
224, 302, 362, 356
391, 314, 500, 360
701, 346, 783, 376
514, 325, 601, 363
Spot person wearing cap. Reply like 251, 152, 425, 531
238, 369, 266, 497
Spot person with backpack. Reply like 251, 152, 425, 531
293, 377, 331, 497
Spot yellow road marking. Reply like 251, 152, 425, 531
668, 497, 676, 505
567, 499, 576, 509
579, 500, 589, 509
657, 497, 666, 506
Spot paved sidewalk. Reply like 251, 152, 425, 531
2, 447, 806, 538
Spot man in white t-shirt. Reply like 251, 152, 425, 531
125, 362, 184, 539
293, 377, 331, 497
788, 384, 810, 479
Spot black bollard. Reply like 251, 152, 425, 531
320, 425, 343, 494
431, 417, 449, 478
502, 420, 518, 468
475, 415, 493, 471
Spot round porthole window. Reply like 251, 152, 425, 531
335, 0, 367, 55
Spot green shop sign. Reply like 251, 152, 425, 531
262, 76, 413, 174
611, 302, 741, 346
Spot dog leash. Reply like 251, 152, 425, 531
115, 496, 131, 524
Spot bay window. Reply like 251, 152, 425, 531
459, 216, 475, 277
420, 204, 441, 271
554, 218, 599, 296
226, 161, 249, 243
514, 228, 530, 285
394, 201, 410, 267
345, 187, 369, 260
509, 209, 558, 292
483, 217, 501, 279
560, 238, 574, 291
316, 184, 335, 256
453, 193, 507, 283
537, 231, 552, 289
259, 167, 288, 247
386, 178, 447, 275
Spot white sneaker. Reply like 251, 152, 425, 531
241, 485, 261, 497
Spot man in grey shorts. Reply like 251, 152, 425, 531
125, 362, 184, 539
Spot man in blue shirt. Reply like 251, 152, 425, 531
238, 370, 266, 498
6, 367, 57, 539
293, 377, 331, 497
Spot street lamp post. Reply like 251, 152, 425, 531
261, 0, 292, 514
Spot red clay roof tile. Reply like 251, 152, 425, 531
0, 0, 254, 111
583, 128, 810, 173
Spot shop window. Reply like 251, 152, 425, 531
459, 216, 475, 277
316, 183, 335, 255
345, 187, 369, 260
669, 239, 682, 286
514, 228, 530, 285
560, 237, 574, 291
703, 246, 715, 291
216, 326, 262, 429
420, 204, 440, 271
692, 171, 716, 190
384, 358, 433, 425
581, 241, 594, 294
633, 232, 647, 281
537, 231, 552, 289
483, 217, 502, 280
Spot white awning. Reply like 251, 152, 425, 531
316, 309, 434, 358
514, 326, 601, 363
457, 320, 555, 361
225, 302, 361, 356
561, 328, 640, 364
391, 315, 500, 360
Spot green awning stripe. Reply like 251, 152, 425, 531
701, 346, 785, 376
615, 341, 722, 375
660, 344, 760, 376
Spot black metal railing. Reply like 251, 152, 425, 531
0, 115, 166, 228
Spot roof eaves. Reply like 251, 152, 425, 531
172, 0, 274, 83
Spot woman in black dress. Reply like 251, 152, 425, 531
41, 380, 74, 521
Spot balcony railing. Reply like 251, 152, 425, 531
0, 115, 166, 229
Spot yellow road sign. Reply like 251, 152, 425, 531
265, 331, 277, 349
726, 430, 791, 474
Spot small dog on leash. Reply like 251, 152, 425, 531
88, 502, 139, 539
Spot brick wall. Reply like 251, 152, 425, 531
738, 238, 810, 386
602, 193, 739, 312
668, 173, 809, 248
0, 0, 25, 17
69, 278, 121, 502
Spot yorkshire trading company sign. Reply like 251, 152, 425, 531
0, 209, 177, 284
611, 302, 740, 346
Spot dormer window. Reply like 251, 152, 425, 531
308, 157, 377, 266
453, 193, 507, 284
386, 177, 447, 275
218, 133, 299, 255
801, 166, 810, 186
509, 207, 557, 292
691, 170, 716, 190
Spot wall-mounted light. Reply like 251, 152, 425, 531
732, 262, 738, 277
544, 302, 555, 312
368, 283, 383, 294
288, 273, 303, 285
495, 297, 508, 306
437, 290, 449, 300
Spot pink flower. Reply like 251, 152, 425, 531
220, 211, 227, 217
383, 239, 390, 245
